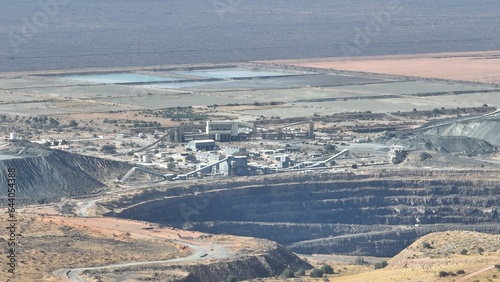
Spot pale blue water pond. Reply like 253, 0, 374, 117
175, 69, 298, 79
60, 73, 180, 84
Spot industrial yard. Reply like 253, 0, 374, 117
1, 51, 500, 281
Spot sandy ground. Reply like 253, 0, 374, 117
40, 215, 205, 242
268, 51, 500, 84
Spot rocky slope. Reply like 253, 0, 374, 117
0, 141, 132, 203
104, 170, 500, 257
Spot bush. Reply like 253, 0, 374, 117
295, 269, 306, 276
68, 120, 79, 127
438, 271, 449, 277
456, 270, 465, 274
419, 152, 432, 161
310, 268, 324, 278
324, 144, 336, 153
321, 265, 334, 274
100, 144, 117, 154
373, 261, 388, 269
460, 249, 468, 255
167, 162, 176, 170
422, 242, 433, 249
280, 268, 295, 278
354, 257, 365, 265
185, 154, 197, 162
226, 275, 237, 282
495, 264, 500, 269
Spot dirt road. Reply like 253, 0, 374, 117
455, 265, 496, 282
53, 240, 229, 282
45, 215, 235, 281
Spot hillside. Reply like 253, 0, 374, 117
315, 231, 500, 282
0, 141, 132, 203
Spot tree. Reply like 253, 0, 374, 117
422, 242, 433, 249
324, 144, 336, 153
226, 275, 237, 282
373, 261, 388, 269
321, 265, 334, 274
167, 162, 176, 170
68, 120, 78, 127
439, 271, 449, 277
419, 152, 432, 161
100, 144, 117, 154
354, 257, 365, 265
310, 268, 324, 278
280, 268, 295, 278
478, 247, 484, 255
185, 154, 197, 162
295, 269, 306, 276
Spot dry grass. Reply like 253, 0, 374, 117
260, 231, 500, 282
2, 213, 186, 282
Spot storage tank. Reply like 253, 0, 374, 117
9, 133, 17, 141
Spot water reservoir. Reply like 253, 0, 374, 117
174, 69, 299, 79
60, 73, 181, 84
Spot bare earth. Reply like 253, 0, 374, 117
268, 50, 500, 84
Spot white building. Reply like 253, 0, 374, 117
206, 121, 254, 141
187, 139, 217, 151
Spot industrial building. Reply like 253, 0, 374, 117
206, 121, 254, 141
187, 139, 217, 151
223, 146, 247, 155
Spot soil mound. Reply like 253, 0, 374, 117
0, 141, 132, 203
383, 135, 495, 154
423, 117, 500, 146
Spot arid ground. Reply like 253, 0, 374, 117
268, 51, 500, 84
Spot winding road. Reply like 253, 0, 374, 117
51, 198, 235, 281
53, 240, 231, 281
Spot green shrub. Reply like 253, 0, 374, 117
295, 269, 306, 276
438, 271, 449, 277
456, 270, 465, 275
226, 275, 237, 282
373, 261, 388, 269
419, 152, 432, 161
321, 264, 334, 274
280, 268, 294, 278
460, 249, 468, 255
354, 257, 365, 265
310, 268, 324, 278
422, 242, 433, 249
100, 144, 117, 154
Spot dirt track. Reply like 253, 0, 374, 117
53, 240, 226, 282
455, 265, 496, 282
45, 215, 235, 281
